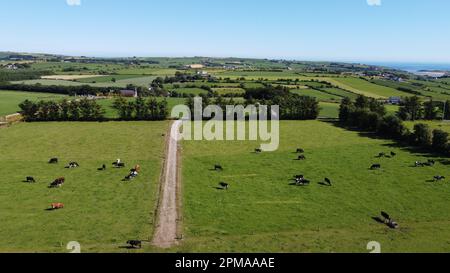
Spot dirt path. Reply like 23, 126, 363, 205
153, 120, 182, 248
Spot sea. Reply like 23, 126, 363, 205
366, 62, 450, 73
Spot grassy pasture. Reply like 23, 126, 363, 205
0, 90, 66, 116
0, 121, 168, 252
12, 75, 157, 88
290, 88, 342, 102
178, 120, 450, 252
326, 78, 411, 99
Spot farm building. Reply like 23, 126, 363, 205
388, 96, 402, 105
119, 89, 138, 98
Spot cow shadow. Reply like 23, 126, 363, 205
118, 245, 139, 250
318, 182, 331, 187
372, 217, 385, 224
213, 187, 226, 190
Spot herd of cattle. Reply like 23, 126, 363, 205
213, 146, 447, 229
24, 158, 142, 211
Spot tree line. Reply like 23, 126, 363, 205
111, 96, 168, 120
0, 82, 119, 96
397, 96, 450, 121
339, 95, 450, 155
19, 98, 104, 122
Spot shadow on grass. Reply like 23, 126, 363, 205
322, 120, 449, 160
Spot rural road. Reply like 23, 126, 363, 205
153, 120, 182, 248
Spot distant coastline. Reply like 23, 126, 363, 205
367, 62, 450, 73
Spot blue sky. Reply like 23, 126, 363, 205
0, 0, 449, 63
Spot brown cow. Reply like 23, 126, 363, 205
51, 203, 64, 210
134, 165, 141, 172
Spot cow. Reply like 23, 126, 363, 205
377, 152, 386, 158
134, 165, 141, 172
434, 176, 446, 182
214, 165, 223, 171
324, 178, 332, 186
48, 158, 58, 164
98, 164, 106, 171
294, 174, 304, 180
255, 148, 262, 154
387, 220, 399, 229
427, 159, 436, 166
219, 182, 229, 190
296, 178, 310, 186
370, 164, 381, 170
50, 203, 64, 210
390, 152, 397, 157
298, 155, 306, 160
26, 176, 36, 183
296, 148, 305, 154
67, 162, 80, 169
116, 163, 126, 168
49, 177, 65, 188
127, 240, 142, 249
415, 161, 424, 167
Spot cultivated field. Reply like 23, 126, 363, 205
0, 121, 168, 252
177, 121, 450, 252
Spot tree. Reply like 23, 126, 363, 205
413, 123, 432, 147
112, 97, 127, 120
432, 129, 449, 152
397, 96, 423, 121
135, 96, 147, 120
354, 95, 369, 109
69, 100, 80, 121
444, 100, 450, 120
339, 97, 354, 123
369, 98, 387, 116
377, 115, 408, 139
423, 99, 438, 120
60, 99, 70, 121
19, 100, 38, 121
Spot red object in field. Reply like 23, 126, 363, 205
51, 203, 64, 210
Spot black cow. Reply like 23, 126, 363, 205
298, 155, 306, 160
296, 179, 310, 186
115, 163, 125, 168
390, 152, 397, 157
48, 158, 58, 164
67, 162, 80, 169
127, 240, 142, 249
219, 182, 229, 190
377, 152, 386, 158
214, 165, 223, 171
255, 148, 262, 154
49, 178, 65, 188
415, 161, 424, 167
324, 178, 332, 186
370, 164, 381, 170
296, 148, 305, 153
434, 176, 446, 182
294, 174, 304, 180
98, 164, 106, 171
26, 176, 36, 183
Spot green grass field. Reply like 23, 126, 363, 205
0, 90, 66, 116
12, 75, 157, 89
328, 78, 411, 99
0, 121, 168, 252
177, 120, 450, 252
